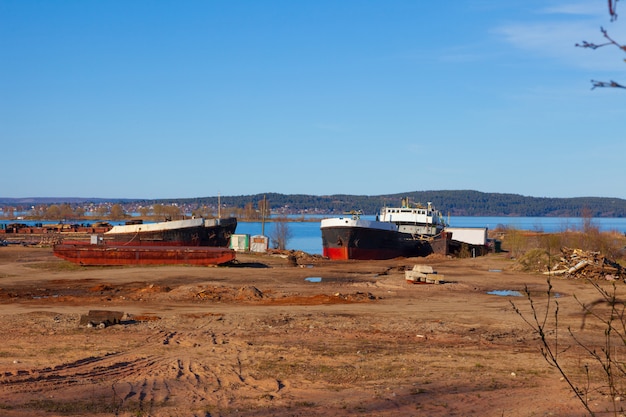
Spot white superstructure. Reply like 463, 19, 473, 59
378, 200, 446, 237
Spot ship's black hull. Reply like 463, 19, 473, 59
321, 225, 430, 260
103, 218, 237, 247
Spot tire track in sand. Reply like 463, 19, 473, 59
0, 328, 287, 413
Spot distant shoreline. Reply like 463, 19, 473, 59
2, 191, 626, 217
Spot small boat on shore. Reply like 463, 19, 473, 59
320, 199, 447, 260
53, 243, 236, 266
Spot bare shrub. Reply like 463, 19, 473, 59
512, 279, 626, 417
500, 227, 529, 258
270, 217, 292, 250
515, 248, 551, 273
504, 228, 626, 268
511, 226, 626, 416
538, 232, 563, 257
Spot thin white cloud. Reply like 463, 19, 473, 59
493, 17, 625, 72
494, 21, 592, 51
436, 3, 624, 71
538, 3, 603, 16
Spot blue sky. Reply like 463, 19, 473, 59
1, 1, 624, 199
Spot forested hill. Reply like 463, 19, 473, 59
2, 191, 626, 217
178, 190, 626, 217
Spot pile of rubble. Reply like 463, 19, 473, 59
80, 310, 125, 328
268, 249, 326, 265
405, 265, 445, 284
545, 247, 625, 281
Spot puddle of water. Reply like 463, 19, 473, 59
305, 277, 322, 283
488, 289, 564, 298
487, 290, 523, 297
32, 294, 60, 300
488, 269, 502, 272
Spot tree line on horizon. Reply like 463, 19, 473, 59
155, 191, 626, 217
2, 191, 626, 218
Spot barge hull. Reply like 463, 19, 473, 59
53, 244, 236, 266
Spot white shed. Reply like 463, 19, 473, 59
230, 234, 250, 251
250, 235, 269, 253
444, 227, 488, 246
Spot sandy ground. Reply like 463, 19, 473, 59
0, 245, 619, 416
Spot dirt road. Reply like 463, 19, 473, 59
0, 246, 615, 416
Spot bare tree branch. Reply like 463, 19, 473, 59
591, 80, 626, 89
576, 2, 625, 89
510, 280, 597, 416
609, 0, 619, 21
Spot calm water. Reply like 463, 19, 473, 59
238, 216, 626, 255
3, 216, 626, 255
236, 221, 323, 254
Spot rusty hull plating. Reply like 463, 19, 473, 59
53, 243, 236, 266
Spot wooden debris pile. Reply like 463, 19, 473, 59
545, 247, 625, 281
268, 249, 326, 265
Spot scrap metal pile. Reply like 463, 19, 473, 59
545, 247, 625, 281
